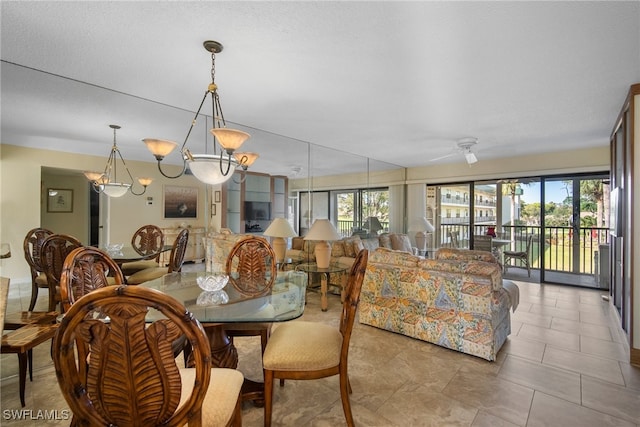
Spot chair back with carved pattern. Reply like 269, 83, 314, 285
131, 225, 165, 261
59, 247, 125, 313
167, 228, 189, 273
41, 234, 83, 312
53, 284, 211, 427
23, 227, 54, 311
225, 236, 276, 296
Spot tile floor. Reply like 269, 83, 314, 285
1, 263, 639, 426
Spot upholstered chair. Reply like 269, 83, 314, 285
262, 249, 368, 427
23, 227, 54, 311
126, 229, 189, 285
53, 283, 243, 426
120, 224, 165, 276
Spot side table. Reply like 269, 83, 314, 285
295, 263, 348, 311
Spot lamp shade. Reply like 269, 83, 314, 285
365, 217, 383, 233
102, 183, 131, 198
263, 218, 297, 238
304, 219, 340, 269
186, 154, 236, 185
264, 218, 297, 263
210, 128, 250, 153
143, 138, 178, 160
304, 219, 340, 241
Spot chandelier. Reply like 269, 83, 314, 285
143, 40, 258, 185
84, 125, 152, 198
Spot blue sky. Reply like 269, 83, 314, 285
518, 181, 570, 205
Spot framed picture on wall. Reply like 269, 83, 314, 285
47, 188, 73, 213
164, 185, 198, 219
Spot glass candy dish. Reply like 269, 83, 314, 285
104, 243, 124, 253
196, 290, 229, 306
197, 274, 229, 292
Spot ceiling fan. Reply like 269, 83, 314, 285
430, 137, 479, 165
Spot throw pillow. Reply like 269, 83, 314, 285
378, 233, 392, 249
352, 238, 365, 255
331, 240, 346, 257
292, 236, 304, 250
390, 233, 413, 253
342, 236, 362, 257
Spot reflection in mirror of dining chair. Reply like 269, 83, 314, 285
41, 234, 83, 312
223, 236, 277, 365
262, 249, 369, 427
53, 284, 244, 426
23, 228, 54, 311
126, 229, 189, 285
120, 224, 165, 276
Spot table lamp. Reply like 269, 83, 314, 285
412, 217, 435, 251
263, 218, 297, 262
364, 216, 383, 236
304, 219, 340, 268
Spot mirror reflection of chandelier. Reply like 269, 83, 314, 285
84, 125, 152, 198
143, 40, 258, 185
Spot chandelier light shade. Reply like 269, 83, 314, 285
304, 219, 341, 268
84, 125, 151, 198
263, 218, 297, 262
143, 40, 257, 183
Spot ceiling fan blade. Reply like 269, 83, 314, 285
429, 152, 457, 162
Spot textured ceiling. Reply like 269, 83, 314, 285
1, 1, 639, 177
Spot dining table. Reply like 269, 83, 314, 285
105, 244, 172, 267
141, 269, 308, 403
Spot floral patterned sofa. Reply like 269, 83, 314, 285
284, 233, 417, 287
359, 247, 513, 361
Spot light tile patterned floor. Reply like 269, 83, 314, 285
1, 263, 639, 426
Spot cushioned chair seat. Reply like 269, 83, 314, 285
120, 259, 159, 275
35, 273, 47, 286
179, 367, 244, 427
126, 266, 168, 285
263, 321, 342, 371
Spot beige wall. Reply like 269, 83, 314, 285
0, 144, 218, 282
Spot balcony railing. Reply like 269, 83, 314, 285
334, 220, 609, 276
439, 224, 610, 276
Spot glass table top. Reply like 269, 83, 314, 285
141, 270, 308, 324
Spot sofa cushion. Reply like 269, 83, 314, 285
292, 236, 304, 250
361, 238, 380, 252
435, 248, 497, 264
370, 247, 419, 268
331, 240, 346, 257
390, 233, 413, 253
418, 258, 502, 291
378, 233, 392, 249
341, 236, 362, 258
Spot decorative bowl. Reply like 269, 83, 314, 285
196, 290, 229, 306
104, 243, 124, 252
197, 274, 229, 292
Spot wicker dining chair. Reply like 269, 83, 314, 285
126, 229, 189, 285
40, 234, 83, 312
120, 224, 165, 276
23, 228, 54, 311
262, 249, 368, 427
223, 236, 277, 361
53, 284, 244, 426
503, 234, 534, 277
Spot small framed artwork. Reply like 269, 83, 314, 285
164, 185, 198, 219
211, 204, 217, 216
47, 188, 74, 213
214, 190, 221, 203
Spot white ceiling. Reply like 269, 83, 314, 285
1, 1, 639, 177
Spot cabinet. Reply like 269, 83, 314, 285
160, 227, 205, 265
221, 173, 288, 234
